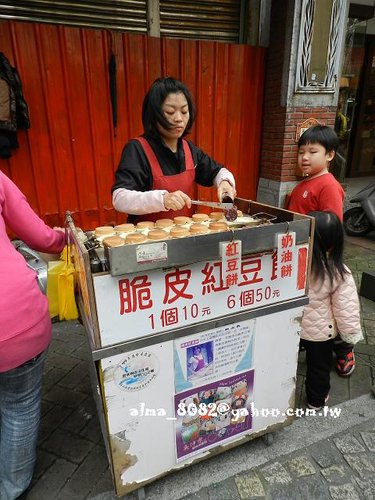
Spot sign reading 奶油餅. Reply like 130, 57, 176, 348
93, 240, 308, 346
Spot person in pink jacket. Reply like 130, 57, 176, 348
0, 170, 66, 499
300, 211, 363, 410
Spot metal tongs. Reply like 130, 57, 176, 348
191, 196, 237, 221
191, 200, 233, 210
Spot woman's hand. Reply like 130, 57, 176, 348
163, 191, 191, 211
217, 180, 236, 202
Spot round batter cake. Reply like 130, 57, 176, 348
170, 226, 190, 238
137, 221, 155, 230
114, 223, 135, 233
209, 221, 229, 232
189, 223, 210, 235
155, 218, 174, 229
102, 235, 125, 247
147, 229, 168, 240
192, 213, 209, 223
174, 216, 191, 226
209, 211, 224, 221
95, 226, 115, 238
125, 232, 148, 244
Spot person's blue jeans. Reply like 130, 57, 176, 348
0, 350, 47, 500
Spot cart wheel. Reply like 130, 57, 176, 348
262, 433, 274, 446
137, 487, 146, 500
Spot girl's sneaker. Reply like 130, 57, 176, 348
336, 351, 355, 377
307, 395, 329, 411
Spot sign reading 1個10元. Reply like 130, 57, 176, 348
93, 240, 308, 347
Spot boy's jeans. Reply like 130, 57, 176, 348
0, 350, 46, 500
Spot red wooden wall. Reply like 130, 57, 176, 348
0, 21, 265, 230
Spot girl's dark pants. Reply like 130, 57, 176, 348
300, 339, 334, 407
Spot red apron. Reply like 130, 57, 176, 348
136, 137, 195, 222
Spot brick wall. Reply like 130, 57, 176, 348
260, 2, 336, 183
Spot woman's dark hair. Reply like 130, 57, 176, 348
142, 77, 196, 138
308, 211, 348, 284
298, 125, 339, 153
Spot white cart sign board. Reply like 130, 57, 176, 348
100, 307, 302, 495
94, 242, 308, 346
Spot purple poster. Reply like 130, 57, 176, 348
174, 370, 254, 460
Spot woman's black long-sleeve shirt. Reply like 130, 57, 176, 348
112, 135, 223, 193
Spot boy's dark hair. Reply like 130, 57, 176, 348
308, 210, 348, 284
298, 125, 339, 153
142, 77, 196, 138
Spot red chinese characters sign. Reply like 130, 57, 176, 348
94, 244, 308, 347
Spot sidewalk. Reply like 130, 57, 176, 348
25, 236, 375, 500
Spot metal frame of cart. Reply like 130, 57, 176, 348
68, 199, 314, 497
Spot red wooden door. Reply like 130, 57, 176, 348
0, 21, 265, 229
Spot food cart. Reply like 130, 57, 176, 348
68, 199, 313, 497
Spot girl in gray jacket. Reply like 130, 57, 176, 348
300, 211, 363, 410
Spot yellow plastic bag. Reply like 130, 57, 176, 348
46, 245, 79, 321
47, 260, 65, 318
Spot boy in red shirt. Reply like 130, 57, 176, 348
287, 125, 355, 377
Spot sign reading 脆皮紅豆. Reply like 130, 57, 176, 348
93, 244, 308, 346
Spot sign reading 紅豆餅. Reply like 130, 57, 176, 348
93, 244, 308, 347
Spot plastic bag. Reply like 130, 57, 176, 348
46, 245, 78, 320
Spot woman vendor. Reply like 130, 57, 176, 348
112, 77, 236, 221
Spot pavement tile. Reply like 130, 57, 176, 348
363, 319, 375, 337
360, 431, 375, 451
56, 444, 108, 498
45, 352, 81, 372
55, 491, 83, 500
328, 372, 350, 405
60, 396, 96, 433
51, 319, 85, 338
38, 405, 73, 443
349, 357, 374, 399
343, 453, 375, 478
74, 374, 92, 395
26, 458, 77, 500
40, 398, 54, 417
33, 449, 57, 479
266, 485, 301, 500
80, 414, 104, 443
297, 475, 330, 499
235, 472, 265, 498
70, 344, 91, 361
354, 476, 375, 492
179, 489, 210, 500
354, 477, 375, 499
207, 477, 241, 499
333, 435, 366, 454
42, 366, 68, 393
320, 464, 347, 482
86, 468, 118, 499
285, 456, 316, 477
58, 361, 91, 389
328, 483, 362, 500
41, 428, 96, 464
43, 384, 88, 409
309, 441, 345, 468
259, 462, 292, 486
49, 337, 83, 356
